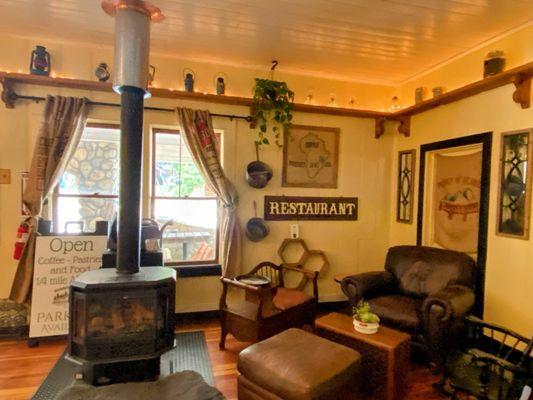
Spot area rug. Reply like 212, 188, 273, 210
32, 331, 216, 400
55, 371, 224, 400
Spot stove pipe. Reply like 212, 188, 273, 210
102, 0, 164, 274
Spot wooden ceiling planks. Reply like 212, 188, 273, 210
0, 1, 531, 83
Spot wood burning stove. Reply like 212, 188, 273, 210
67, 0, 174, 385
68, 268, 175, 384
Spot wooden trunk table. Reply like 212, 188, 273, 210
315, 312, 410, 400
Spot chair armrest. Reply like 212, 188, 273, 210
340, 271, 396, 305
423, 285, 475, 322
468, 349, 529, 375
220, 277, 261, 292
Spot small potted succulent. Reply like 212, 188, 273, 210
352, 300, 380, 334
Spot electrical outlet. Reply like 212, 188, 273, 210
0, 169, 11, 184
290, 224, 299, 239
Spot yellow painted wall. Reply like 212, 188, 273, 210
0, 36, 394, 312
389, 23, 533, 337
0, 36, 394, 110
398, 23, 533, 107
388, 85, 533, 336
1, 21, 532, 330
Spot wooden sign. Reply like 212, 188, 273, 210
264, 196, 358, 221
29, 235, 107, 338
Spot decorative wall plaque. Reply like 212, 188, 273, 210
396, 149, 416, 223
282, 125, 339, 188
496, 128, 533, 239
264, 196, 357, 221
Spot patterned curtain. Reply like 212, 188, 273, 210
176, 108, 242, 277
10, 96, 88, 303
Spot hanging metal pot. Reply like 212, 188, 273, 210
246, 143, 273, 188
245, 201, 269, 242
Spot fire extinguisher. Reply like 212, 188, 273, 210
13, 222, 30, 260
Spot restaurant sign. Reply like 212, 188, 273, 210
264, 196, 358, 221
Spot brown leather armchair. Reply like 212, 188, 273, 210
341, 245, 476, 367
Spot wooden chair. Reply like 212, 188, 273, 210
219, 261, 318, 349
444, 315, 533, 400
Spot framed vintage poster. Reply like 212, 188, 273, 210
496, 128, 533, 239
396, 149, 416, 223
282, 125, 339, 188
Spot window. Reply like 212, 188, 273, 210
152, 129, 218, 265
54, 123, 120, 233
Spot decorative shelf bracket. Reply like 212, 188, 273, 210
397, 115, 410, 137
1, 78, 16, 109
374, 117, 386, 139
513, 73, 531, 109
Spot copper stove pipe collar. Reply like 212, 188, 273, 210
101, 0, 164, 22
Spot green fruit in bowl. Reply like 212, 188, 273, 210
353, 300, 380, 323
360, 312, 379, 323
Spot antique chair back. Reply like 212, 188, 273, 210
447, 315, 533, 400
466, 315, 533, 369
252, 261, 283, 288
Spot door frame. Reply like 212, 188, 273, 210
417, 132, 492, 316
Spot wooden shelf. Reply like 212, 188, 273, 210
0, 71, 387, 119
392, 61, 533, 117
1, 61, 531, 138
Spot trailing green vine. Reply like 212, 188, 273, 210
251, 78, 294, 147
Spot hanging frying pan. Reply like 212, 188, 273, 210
245, 201, 269, 242
246, 143, 273, 188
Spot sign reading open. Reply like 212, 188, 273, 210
29, 235, 107, 338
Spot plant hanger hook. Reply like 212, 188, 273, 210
268, 59, 279, 80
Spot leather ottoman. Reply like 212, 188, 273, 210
237, 328, 361, 399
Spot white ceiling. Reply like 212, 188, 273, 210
0, 0, 532, 84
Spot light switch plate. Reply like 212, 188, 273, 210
290, 224, 299, 239
0, 169, 11, 184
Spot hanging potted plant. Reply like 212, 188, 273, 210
251, 77, 295, 147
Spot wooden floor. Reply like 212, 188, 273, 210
0, 319, 447, 400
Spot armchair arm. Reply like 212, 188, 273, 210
422, 285, 475, 368
340, 271, 396, 306
422, 284, 475, 323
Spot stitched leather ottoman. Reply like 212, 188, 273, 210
237, 328, 361, 399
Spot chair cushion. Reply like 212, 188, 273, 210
272, 288, 312, 311
398, 260, 459, 297
368, 295, 421, 333
384, 246, 476, 297
238, 328, 361, 399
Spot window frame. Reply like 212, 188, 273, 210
151, 127, 220, 267
52, 122, 120, 233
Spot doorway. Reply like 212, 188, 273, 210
417, 132, 492, 315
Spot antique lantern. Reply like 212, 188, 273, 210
29, 45, 51, 76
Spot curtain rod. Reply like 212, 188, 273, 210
12, 93, 253, 122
